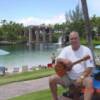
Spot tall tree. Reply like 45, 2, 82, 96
81, 0, 95, 64
65, 5, 84, 37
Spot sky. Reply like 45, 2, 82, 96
0, 0, 100, 26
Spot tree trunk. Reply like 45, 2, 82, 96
81, 0, 96, 65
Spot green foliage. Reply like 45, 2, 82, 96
52, 32, 61, 43
0, 20, 25, 41
65, 5, 85, 37
0, 12, 100, 43
67, 5, 84, 22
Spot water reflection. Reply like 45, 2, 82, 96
0, 43, 99, 72
95, 45, 100, 49
0, 43, 59, 71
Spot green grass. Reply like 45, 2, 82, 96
80, 39, 100, 45
9, 87, 65, 100
0, 68, 55, 85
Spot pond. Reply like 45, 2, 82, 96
0, 43, 60, 71
95, 45, 100, 49
0, 44, 100, 72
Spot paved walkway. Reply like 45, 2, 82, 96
0, 77, 49, 100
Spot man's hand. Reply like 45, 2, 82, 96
56, 58, 73, 71
55, 59, 73, 77
65, 60, 73, 71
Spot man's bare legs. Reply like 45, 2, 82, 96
83, 77, 93, 100
49, 74, 93, 100
49, 74, 66, 100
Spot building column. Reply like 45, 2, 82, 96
29, 27, 32, 44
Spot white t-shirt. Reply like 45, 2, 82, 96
57, 45, 95, 80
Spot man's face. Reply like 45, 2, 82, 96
69, 32, 80, 49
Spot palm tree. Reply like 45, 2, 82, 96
81, 0, 95, 65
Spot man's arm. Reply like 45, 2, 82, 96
76, 67, 93, 85
80, 67, 93, 80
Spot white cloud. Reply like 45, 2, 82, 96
16, 14, 66, 26
16, 0, 100, 26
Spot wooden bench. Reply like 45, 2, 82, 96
58, 95, 72, 100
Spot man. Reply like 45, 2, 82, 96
51, 53, 56, 67
49, 31, 95, 100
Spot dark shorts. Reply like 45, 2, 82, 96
61, 74, 92, 87
61, 74, 75, 87
52, 60, 55, 64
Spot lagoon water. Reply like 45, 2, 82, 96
0, 44, 100, 72
0, 43, 60, 71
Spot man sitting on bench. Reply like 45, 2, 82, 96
49, 31, 95, 100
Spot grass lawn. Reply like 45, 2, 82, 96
80, 39, 100, 45
9, 87, 65, 100
0, 68, 55, 85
